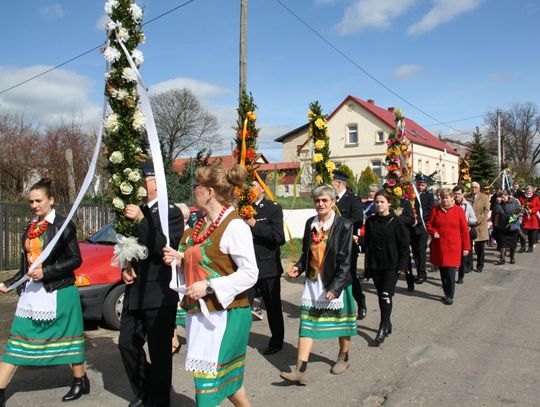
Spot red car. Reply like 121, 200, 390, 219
75, 208, 201, 329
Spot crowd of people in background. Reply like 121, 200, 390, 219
1, 164, 539, 407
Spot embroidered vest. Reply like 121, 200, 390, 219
180, 211, 249, 312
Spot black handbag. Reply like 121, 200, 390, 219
469, 225, 478, 240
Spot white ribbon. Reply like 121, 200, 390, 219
111, 234, 149, 268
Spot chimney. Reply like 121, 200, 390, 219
367, 99, 375, 104
387, 107, 394, 112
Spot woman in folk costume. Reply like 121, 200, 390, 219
0, 178, 88, 406
426, 188, 471, 305
280, 185, 356, 385
163, 165, 258, 407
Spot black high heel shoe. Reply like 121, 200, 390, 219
62, 374, 90, 402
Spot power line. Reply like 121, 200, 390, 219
274, 0, 476, 136
422, 114, 487, 128
0, 0, 197, 96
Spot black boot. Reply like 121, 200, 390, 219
62, 374, 90, 402
0, 388, 5, 407
406, 271, 415, 292
374, 325, 387, 344
375, 294, 392, 344
509, 248, 516, 264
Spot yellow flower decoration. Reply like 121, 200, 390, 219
325, 161, 336, 172
312, 153, 323, 163
324, 128, 330, 138
246, 111, 256, 121
315, 174, 323, 184
307, 110, 315, 118
315, 139, 326, 150
315, 118, 326, 130
393, 187, 403, 197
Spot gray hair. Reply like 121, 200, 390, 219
312, 184, 337, 201
369, 183, 379, 192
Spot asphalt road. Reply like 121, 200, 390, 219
2, 245, 539, 406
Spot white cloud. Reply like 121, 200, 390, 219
489, 73, 511, 82
39, 3, 65, 20
95, 14, 109, 31
336, 0, 419, 35
0, 66, 101, 128
148, 78, 230, 103
407, 0, 483, 36
394, 64, 423, 79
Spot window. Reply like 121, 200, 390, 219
371, 160, 383, 178
346, 124, 358, 145
425, 161, 430, 174
375, 131, 385, 143
284, 185, 290, 193
451, 166, 455, 183
417, 159, 422, 172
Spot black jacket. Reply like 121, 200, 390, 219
124, 202, 184, 310
337, 190, 363, 255
364, 213, 410, 273
4, 214, 82, 293
414, 190, 435, 235
295, 215, 353, 297
251, 197, 285, 279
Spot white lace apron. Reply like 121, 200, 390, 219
15, 280, 57, 321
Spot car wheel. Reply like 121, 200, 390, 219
102, 285, 125, 330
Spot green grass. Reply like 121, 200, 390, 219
276, 196, 314, 210
281, 238, 303, 261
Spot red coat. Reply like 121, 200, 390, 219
426, 204, 471, 267
518, 195, 540, 230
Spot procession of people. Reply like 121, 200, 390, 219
1, 164, 539, 407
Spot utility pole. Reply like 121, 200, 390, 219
497, 109, 502, 172
239, 0, 248, 99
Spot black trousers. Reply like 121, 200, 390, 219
248, 276, 285, 348
474, 240, 486, 269
372, 269, 399, 328
439, 267, 457, 300
458, 239, 474, 279
350, 254, 366, 310
119, 306, 177, 407
411, 232, 429, 277
526, 229, 538, 249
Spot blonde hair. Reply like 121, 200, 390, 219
195, 164, 247, 205
437, 188, 454, 199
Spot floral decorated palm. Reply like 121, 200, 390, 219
308, 101, 335, 185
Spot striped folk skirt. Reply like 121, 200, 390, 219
2, 285, 85, 366
176, 305, 186, 327
299, 285, 357, 339
193, 306, 251, 407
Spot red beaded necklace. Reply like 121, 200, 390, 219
311, 227, 330, 244
191, 205, 229, 244
27, 220, 49, 239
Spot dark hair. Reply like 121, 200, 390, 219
453, 185, 465, 193
30, 177, 54, 198
195, 164, 247, 205
375, 189, 393, 203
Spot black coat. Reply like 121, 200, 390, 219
414, 190, 435, 234
295, 215, 353, 297
124, 202, 184, 310
337, 190, 363, 255
251, 197, 285, 279
4, 214, 82, 293
364, 213, 410, 273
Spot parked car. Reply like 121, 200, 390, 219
75, 207, 202, 329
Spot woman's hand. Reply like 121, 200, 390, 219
433, 232, 440, 239
163, 246, 183, 267
27, 267, 44, 281
187, 281, 207, 301
288, 266, 299, 278
325, 291, 336, 301
0, 283, 8, 293
463, 250, 469, 256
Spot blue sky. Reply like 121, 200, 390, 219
1, 0, 538, 162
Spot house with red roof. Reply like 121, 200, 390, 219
275, 95, 460, 191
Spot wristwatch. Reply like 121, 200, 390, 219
205, 280, 214, 295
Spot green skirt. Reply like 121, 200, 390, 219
193, 306, 251, 407
299, 285, 357, 339
176, 305, 186, 327
2, 285, 85, 366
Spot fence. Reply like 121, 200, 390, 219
0, 202, 112, 271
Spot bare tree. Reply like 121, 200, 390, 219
150, 88, 220, 165
484, 102, 540, 179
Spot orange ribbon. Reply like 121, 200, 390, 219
240, 118, 248, 167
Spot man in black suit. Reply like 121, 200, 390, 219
246, 175, 286, 355
332, 170, 366, 319
410, 173, 434, 284
119, 162, 184, 407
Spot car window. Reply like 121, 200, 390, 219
86, 223, 117, 245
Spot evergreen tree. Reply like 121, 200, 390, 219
355, 166, 380, 198
468, 127, 496, 185
337, 164, 356, 191
172, 149, 212, 204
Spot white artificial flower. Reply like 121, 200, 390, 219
106, 20, 118, 31
112, 174, 120, 182
109, 151, 124, 164
123, 168, 133, 176
139, 32, 146, 44
132, 49, 144, 65
103, 46, 121, 63
104, 0, 119, 16
122, 67, 138, 83
105, 71, 111, 79
130, 3, 143, 21
128, 170, 141, 182
117, 27, 130, 42
137, 186, 147, 199
112, 197, 125, 209
120, 181, 134, 195
132, 110, 146, 130
115, 89, 129, 100
105, 113, 119, 132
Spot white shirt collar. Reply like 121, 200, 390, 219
255, 197, 264, 206
34, 209, 56, 224
310, 210, 336, 232
146, 198, 158, 208
337, 189, 346, 200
